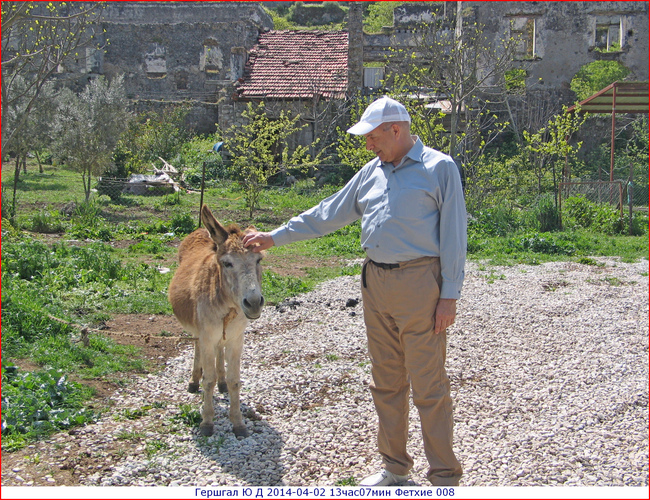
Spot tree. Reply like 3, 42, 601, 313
53, 76, 130, 201
570, 61, 631, 102
336, 95, 378, 170
113, 105, 193, 178
522, 105, 587, 198
6, 79, 58, 223
1, 1, 104, 154
387, 3, 519, 159
223, 101, 325, 218
363, 2, 402, 33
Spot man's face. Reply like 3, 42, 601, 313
363, 123, 399, 164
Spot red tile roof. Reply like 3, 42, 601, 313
235, 30, 349, 100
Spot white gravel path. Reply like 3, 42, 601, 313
11, 258, 649, 488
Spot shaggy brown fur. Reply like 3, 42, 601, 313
168, 205, 264, 437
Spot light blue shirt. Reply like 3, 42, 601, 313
271, 137, 467, 299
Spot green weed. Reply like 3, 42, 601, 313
173, 403, 202, 427
1, 366, 97, 452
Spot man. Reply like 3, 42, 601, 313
243, 96, 466, 486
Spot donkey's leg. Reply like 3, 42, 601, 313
216, 345, 228, 394
225, 331, 248, 437
188, 343, 202, 393
198, 333, 219, 436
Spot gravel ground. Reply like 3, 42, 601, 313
6, 258, 649, 488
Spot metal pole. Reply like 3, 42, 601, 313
628, 164, 634, 235
198, 160, 206, 227
610, 84, 617, 182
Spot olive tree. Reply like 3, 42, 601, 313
53, 75, 130, 201
1, 1, 104, 154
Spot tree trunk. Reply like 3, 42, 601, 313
449, 100, 459, 158
11, 155, 21, 222
35, 151, 44, 173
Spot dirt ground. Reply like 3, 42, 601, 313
2, 162, 352, 485
1, 313, 192, 486
1, 247, 350, 487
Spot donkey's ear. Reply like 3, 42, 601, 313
201, 205, 229, 245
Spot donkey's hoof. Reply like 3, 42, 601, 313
218, 381, 228, 394
199, 423, 214, 436
188, 382, 200, 393
233, 425, 249, 438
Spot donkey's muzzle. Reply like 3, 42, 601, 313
242, 294, 264, 320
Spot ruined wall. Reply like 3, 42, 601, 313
465, 1, 647, 91
62, 2, 273, 134
385, 1, 648, 97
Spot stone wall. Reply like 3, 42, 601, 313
473, 1, 648, 91
64, 2, 273, 134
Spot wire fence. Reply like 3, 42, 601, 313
559, 180, 649, 216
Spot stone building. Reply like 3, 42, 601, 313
355, 1, 648, 97
55, 1, 648, 143
63, 1, 274, 133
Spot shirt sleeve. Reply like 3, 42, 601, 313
437, 158, 467, 300
270, 169, 365, 247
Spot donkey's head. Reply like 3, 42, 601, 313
201, 205, 265, 320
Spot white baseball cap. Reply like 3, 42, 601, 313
347, 96, 411, 135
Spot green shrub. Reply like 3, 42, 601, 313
534, 195, 562, 232
1, 366, 97, 451
468, 204, 522, 237
562, 196, 625, 234
30, 210, 67, 233
519, 232, 577, 255
170, 213, 196, 235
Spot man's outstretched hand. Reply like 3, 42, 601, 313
242, 231, 275, 252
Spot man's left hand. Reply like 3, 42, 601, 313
434, 298, 457, 334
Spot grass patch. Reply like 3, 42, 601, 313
468, 229, 648, 265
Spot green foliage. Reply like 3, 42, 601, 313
2, 366, 97, 451
224, 101, 325, 217
170, 212, 196, 235
336, 96, 378, 170
1, 237, 172, 333
53, 76, 130, 201
570, 61, 631, 102
1, 2, 104, 153
173, 403, 203, 427
113, 105, 193, 178
363, 2, 404, 33
562, 196, 625, 235
522, 105, 587, 194
532, 194, 562, 232
505, 68, 527, 92
180, 135, 227, 189
469, 205, 522, 238
518, 232, 577, 255
264, 7, 297, 30
468, 227, 647, 265
30, 209, 66, 234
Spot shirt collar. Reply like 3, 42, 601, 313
382, 135, 424, 170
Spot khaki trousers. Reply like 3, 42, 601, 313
361, 256, 462, 486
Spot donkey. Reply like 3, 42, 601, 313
168, 205, 264, 437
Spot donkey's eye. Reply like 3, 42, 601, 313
222, 261, 234, 268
